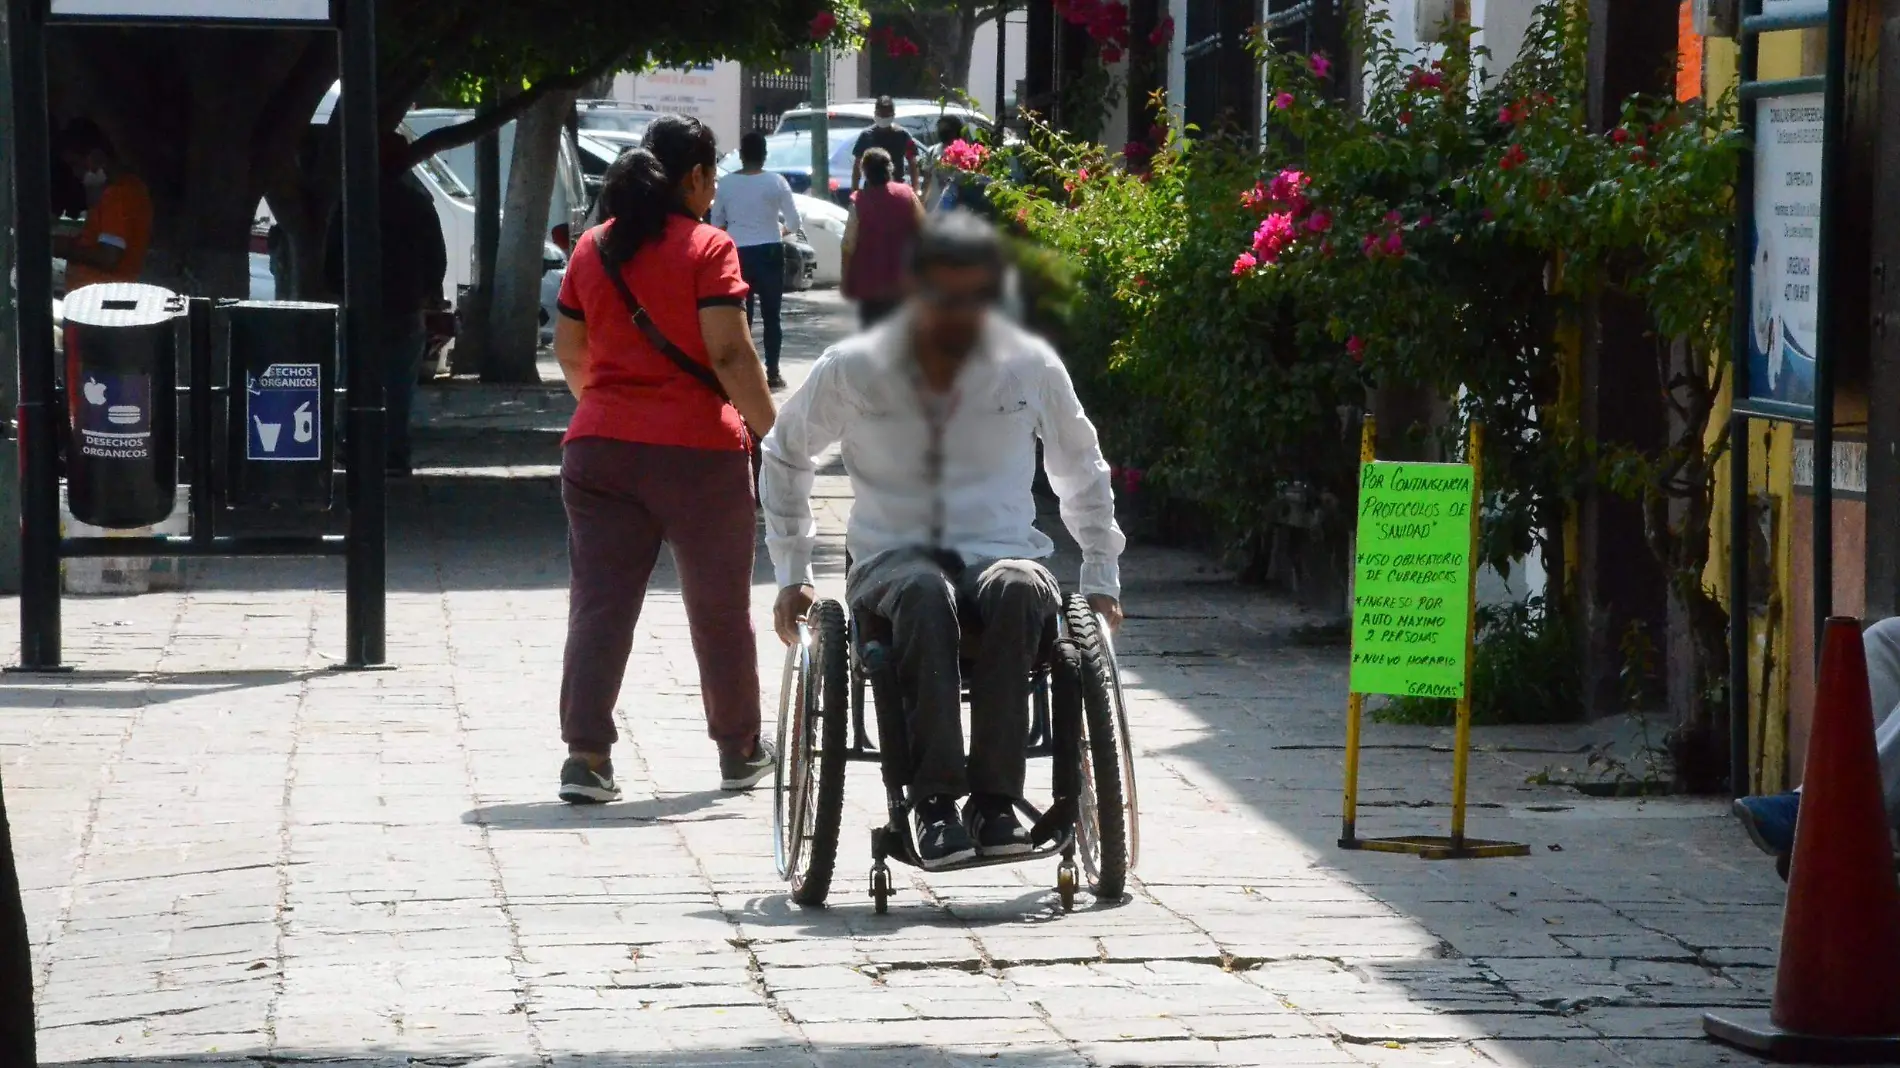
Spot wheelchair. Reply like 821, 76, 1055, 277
773, 591, 1140, 913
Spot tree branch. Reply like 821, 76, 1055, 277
396, 50, 627, 169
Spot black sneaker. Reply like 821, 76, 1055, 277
768, 372, 788, 390
965, 795, 1033, 857
911, 795, 977, 870
558, 756, 621, 804
720, 736, 777, 791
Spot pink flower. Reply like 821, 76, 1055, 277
1267, 168, 1308, 204
1149, 15, 1174, 46
1384, 210, 1402, 226
1122, 140, 1154, 162
1417, 214, 1433, 228
1361, 233, 1380, 257
1076, 167, 1090, 182
1347, 336, 1365, 362
1232, 251, 1258, 275
942, 139, 989, 172
809, 11, 837, 38
1273, 92, 1295, 111
1498, 104, 1514, 125
1252, 211, 1298, 262
1499, 144, 1528, 171
1015, 207, 1030, 226
1310, 53, 1333, 79
1406, 68, 1445, 91
1240, 181, 1268, 210
1305, 210, 1332, 234
1383, 230, 1404, 256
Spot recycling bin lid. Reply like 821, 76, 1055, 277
62, 282, 182, 327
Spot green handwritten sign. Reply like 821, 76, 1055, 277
1350, 461, 1476, 699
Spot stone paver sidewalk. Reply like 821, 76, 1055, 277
1, 290, 1794, 1066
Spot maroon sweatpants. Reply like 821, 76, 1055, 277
558, 438, 761, 757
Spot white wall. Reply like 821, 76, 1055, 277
614, 63, 745, 151
968, 14, 1029, 118
1377, 0, 1537, 79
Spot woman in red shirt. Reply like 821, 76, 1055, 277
551, 115, 779, 804
842, 147, 925, 328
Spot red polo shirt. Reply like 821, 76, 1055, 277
557, 215, 751, 451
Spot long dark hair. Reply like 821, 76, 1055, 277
598, 113, 718, 262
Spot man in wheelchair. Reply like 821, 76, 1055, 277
759, 211, 1126, 871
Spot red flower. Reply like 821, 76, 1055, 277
1134, 274, 1148, 287
1498, 104, 1514, 126
1399, 110, 1413, 125
1149, 123, 1170, 144
1310, 53, 1333, 80
1499, 144, 1529, 171
1123, 140, 1153, 161
1232, 251, 1258, 275
1383, 230, 1404, 256
1416, 214, 1433, 229
1406, 68, 1445, 91
1272, 92, 1295, 111
1102, 44, 1124, 63
1305, 210, 1332, 234
809, 11, 837, 38
1347, 336, 1366, 362
1149, 15, 1174, 46
1240, 181, 1268, 210
1383, 210, 1402, 225
1610, 127, 1631, 144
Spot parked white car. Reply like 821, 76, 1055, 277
791, 193, 845, 286
775, 98, 991, 147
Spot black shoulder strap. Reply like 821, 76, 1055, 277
592, 229, 729, 402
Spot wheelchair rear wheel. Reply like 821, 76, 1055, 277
778, 600, 850, 906
1065, 594, 1130, 900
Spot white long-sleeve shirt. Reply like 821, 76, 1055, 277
760, 309, 1126, 598
711, 171, 801, 249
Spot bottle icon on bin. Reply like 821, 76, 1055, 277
293, 402, 313, 444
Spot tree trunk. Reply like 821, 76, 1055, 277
0, 767, 35, 1066
453, 96, 504, 377
484, 91, 573, 384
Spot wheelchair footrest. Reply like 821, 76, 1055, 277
1031, 797, 1077, 846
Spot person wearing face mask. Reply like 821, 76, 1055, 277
53, 119, 153, 292
851, 96, 922, 194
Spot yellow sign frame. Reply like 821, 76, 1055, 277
1339, 418, 1529, 861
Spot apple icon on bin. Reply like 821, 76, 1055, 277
83, 378, 107, 405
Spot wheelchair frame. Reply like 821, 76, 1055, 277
774, 592, 1140, 913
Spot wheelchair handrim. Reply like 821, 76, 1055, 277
773, 626, 813, 880
1096, 614, 1141, 872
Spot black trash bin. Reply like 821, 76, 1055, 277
223, 301, 338, 510
61, 282, 184, 529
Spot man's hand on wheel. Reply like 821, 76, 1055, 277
774, 584, 817, 645
1088, 594, 1124, 634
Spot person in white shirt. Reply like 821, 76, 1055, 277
711, 130, 802, 389
760, 211, 1126, 870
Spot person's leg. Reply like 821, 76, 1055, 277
381, 312, 427, 472
757, 245, 785, 382
959, 559, 1062, 801
737, 244, 764, 328
558, 440, 665, 786
847, 550, 966, 800
638, 445, 765, 779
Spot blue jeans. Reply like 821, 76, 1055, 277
736, 243, 785, 376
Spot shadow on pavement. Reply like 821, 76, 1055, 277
41, 1042, 1095, 1067
0, 668, 325, 708
465, 790, 735, 829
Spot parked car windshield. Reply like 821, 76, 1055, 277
775, 111, 873, 137
405, 110, 511, 195
578, 111, 655, 137
761, 135, 856, 175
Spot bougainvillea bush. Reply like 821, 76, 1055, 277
985, 3, 1740, 735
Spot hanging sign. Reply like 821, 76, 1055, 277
1745, 92, 1824, 415
49, 0, 333, 21
1349, 462, 1476, 699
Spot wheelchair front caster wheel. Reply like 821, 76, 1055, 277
1057, 863, 1078, 912
871, 862, 893, 914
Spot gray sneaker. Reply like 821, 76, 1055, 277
558, 756, 621, 804
720, 736, 777, 791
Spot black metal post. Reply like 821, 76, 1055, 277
340, 0, 386, 667
1730, 413, 1751, 798
187, 298, 214, 547
994, 7, 1007, 138
1814, 0, 1851, 654
11, 0, 60, 671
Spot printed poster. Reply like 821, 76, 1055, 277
1748, 93, 1824, 413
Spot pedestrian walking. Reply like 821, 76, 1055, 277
325, 131, 447, 476
842, 147, 924, 329
549, 114, 780, 804
850, 96, 922, 193
711, 130, 801, 390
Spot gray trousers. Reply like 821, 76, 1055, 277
1856, 618, 1900, 828
847, 550, 1062, 800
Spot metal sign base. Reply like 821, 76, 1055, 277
1338, 834, 1530, 860
1704, 1009, 1900, 1063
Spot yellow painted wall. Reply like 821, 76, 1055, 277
1703, 29, 1820, 794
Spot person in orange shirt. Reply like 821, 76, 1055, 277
53, 119, 152, 292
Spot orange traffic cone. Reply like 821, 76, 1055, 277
1706, 616, 1900, 1062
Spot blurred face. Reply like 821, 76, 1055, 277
681, 163, 718, 217
875, 104, 895, 128
912, 263, 1001, 358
